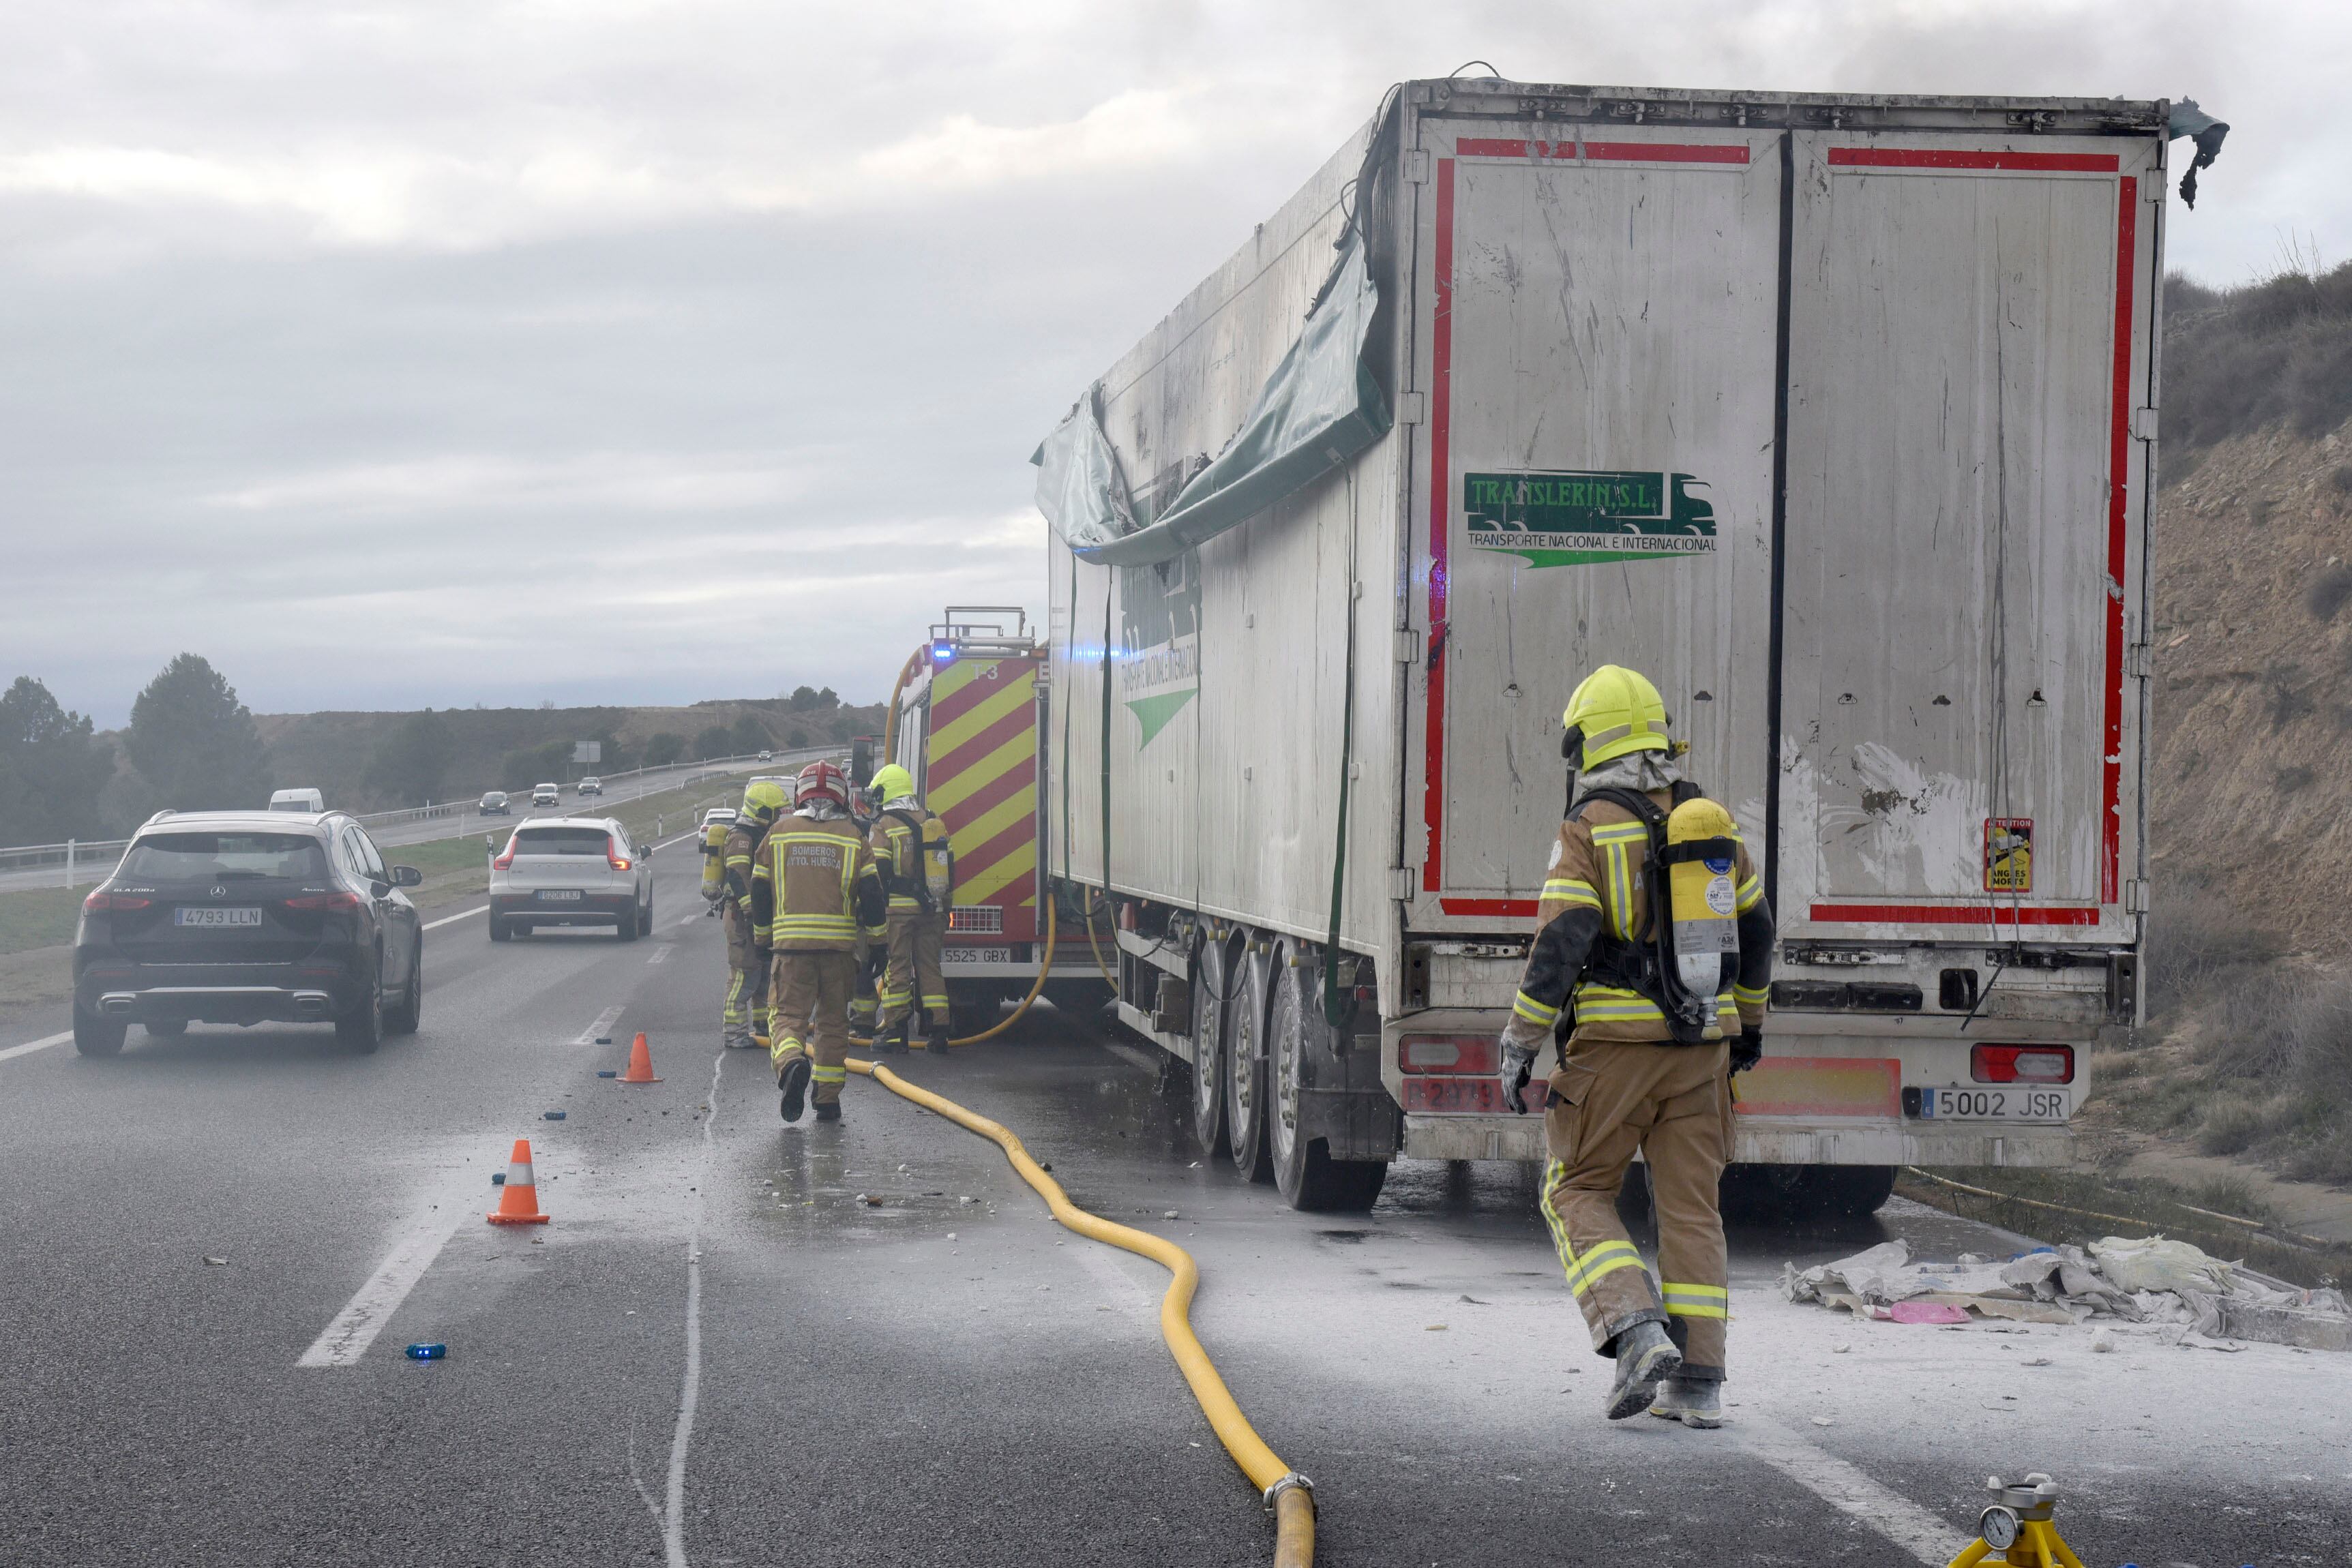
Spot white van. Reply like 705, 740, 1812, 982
268, 787, 325, 814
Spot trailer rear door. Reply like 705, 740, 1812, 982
1776, 132, 2159, 946
1409, 124, 1783, 926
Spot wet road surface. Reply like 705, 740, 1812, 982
1, 845, 2343, 1565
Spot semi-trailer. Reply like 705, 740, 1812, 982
1028, 78, 2185, 1211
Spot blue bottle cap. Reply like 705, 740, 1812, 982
597, 1070, 617, 1078
544, 1110, 567, 1119
404, 1342, 447, 1360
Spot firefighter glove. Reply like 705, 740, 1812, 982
1500, 1038, 1540, 1115
1730, 1026, 1763, 1076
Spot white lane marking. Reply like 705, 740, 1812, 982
0, 1030, 74, 1065
574, 1005, 626, 1045
423, 905, 488, 931
296, 1198, 470, 1368
1101, 1041, 1159, 1075
676, 912, 703, 928
647, 947, 672, 965
652, 1047, 727, 1567
1732, 1419, 1965, 1565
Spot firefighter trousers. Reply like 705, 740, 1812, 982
722, 904, 768, 1039
1540, 1036, 1735, 1378
878, 912, 948, 1038
849, 934, 880, 1034
769, 950, 854, 1106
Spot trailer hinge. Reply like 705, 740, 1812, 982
2125, 641, 2153, 678
1389, 867, 1418, 901
1404, 149, 1432, 184
1395, 390, 1426, 425
2132, 406, 2158, 442
2124, 878, 2150, 914
1393, 627, 1422, 665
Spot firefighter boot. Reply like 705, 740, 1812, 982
1648, 1372, 1723, 1429
777, 1055, 811, 1123
924, 1012, 951, 1055
1605, 1321, 1682, 1421
814, 1102, 842, 1123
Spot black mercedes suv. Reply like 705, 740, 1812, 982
72, 811, 426, 1055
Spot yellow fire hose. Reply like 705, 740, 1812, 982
842, 1053, 1318, 1566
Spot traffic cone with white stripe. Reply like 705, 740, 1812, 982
487, 1138, 552, 1225
620, 1030, 661, 1084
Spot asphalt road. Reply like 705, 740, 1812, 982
1, 843, 2342, 1566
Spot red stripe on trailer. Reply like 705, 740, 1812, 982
1439, 897, 1536, 918
2102, 178, 2137, 906
1827, 147, 2118, 172
1809, 903, 2101, 927
931, 702, 1035, 784
1420, 156, 1455, 899
1457, 138, 1750, 164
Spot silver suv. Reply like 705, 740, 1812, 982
488, 817, 653, 942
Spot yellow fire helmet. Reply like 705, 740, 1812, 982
1561, 664, 1672, 769
740, 778, 789, 824
868, 764, 916, 804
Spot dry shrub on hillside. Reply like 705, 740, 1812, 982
2164, 262, 2352, 455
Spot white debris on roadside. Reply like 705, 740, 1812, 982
1782, 1236, 2352, 1352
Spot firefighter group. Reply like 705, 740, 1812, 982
701, 759, 953, 1122
692, 663, 1770, 1429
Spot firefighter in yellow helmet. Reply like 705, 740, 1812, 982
865, 763, 955, 1054
718, 779, 788, 1049
1498, 664, 1774, 1430
751, 761, 885, 1122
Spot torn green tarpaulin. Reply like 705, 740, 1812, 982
2168, 98, 2229, 209
1033, 225, 1390, 567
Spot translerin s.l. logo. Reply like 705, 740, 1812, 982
1462, 470, 1716, 567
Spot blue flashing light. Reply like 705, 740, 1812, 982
932, 642, 957, 664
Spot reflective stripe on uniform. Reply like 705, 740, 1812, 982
810, 1066, 848, 1084
1736, 873, 1763, 914
774, 914, 857, 939
1540, 1161, 1650, 1299
1513, 991, 1561, 1027
1661, 1282, 1728, 1319
1733, 982, 1769, 1007
1540, 877, 1602, 909
1572, 983, 1667, 1022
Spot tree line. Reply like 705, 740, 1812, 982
1, 661, 877, 844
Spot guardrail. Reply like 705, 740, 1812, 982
0, 745, 854, 889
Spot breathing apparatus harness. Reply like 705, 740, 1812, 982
1558, 717, 1742, 1047
878, 806, 953, 916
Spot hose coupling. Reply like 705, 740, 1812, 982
1262, 1471, 1316, 1514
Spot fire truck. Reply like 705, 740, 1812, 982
881, 607, 1107, 1033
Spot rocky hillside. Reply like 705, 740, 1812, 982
2149, 422, 2352, 959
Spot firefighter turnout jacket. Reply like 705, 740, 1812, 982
1502, 790, 1774, 1051
750, 811, 887, 953
868, 806, 953, 915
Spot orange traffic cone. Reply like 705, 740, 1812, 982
487, 1138, 552, 1225
620, 1031, 661, 1084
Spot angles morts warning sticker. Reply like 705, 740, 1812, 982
1463, 469, 1716, 567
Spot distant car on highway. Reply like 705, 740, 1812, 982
488, 818, 652, 942
72, 811, 423, 1056
699, 806, 737, 832
268, 787, 325, 813
576, 776, 603, 797
531, 782, 559, 806
758, 749, 773, 762
479, 791, 511, 815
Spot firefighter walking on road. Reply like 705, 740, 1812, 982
719, 780, 788, 1049
865, 763, 955, 1054
1498, 665, 1774, 1430
752, 760, 885, 1123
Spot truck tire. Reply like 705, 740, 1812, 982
1189, 944, 1234, 1158
1225, 944, 1274, 1183
1267, 950, 1386, 1212
1806, 1164, 1897, 1218
949, 991, 1001, 1038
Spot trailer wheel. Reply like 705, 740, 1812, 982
1267, 950, 1386, 1212
1189, 944, 1233, 1158
1225, 944, 1274, 1183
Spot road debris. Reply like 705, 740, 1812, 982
1784, 1237, 2352, 1351
202, 1256, 228, 1266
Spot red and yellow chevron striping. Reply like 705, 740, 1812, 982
927, 655, 1039, 941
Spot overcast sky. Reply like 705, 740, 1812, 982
1, 0, 2338, 725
